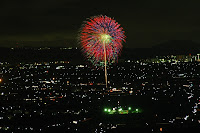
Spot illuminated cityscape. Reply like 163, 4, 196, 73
1, 0, 200, 132
0, 47, 200, 132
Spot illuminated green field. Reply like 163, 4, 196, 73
104, 107, 141, 114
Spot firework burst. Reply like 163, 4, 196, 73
79, 15, 125, 67
79, 15, 126, 88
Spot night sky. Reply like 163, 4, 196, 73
1, 0, 200, 48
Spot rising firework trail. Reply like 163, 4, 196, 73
79, 15, 126, 88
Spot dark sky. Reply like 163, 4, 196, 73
1, 0, 200, 48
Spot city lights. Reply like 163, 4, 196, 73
1, 48, 200, 131
1, 0, 200, 131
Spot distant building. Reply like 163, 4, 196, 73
176, 55, 186, 61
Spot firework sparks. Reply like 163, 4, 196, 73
79, 15, 126, 88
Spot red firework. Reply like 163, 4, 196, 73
79, 15, 126, 67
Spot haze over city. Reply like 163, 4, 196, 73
1, 0, 200, 48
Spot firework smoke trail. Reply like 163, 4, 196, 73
103, 42, 108, 88
79, 15, 125, 88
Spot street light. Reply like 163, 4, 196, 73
118, 108, 122, 112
